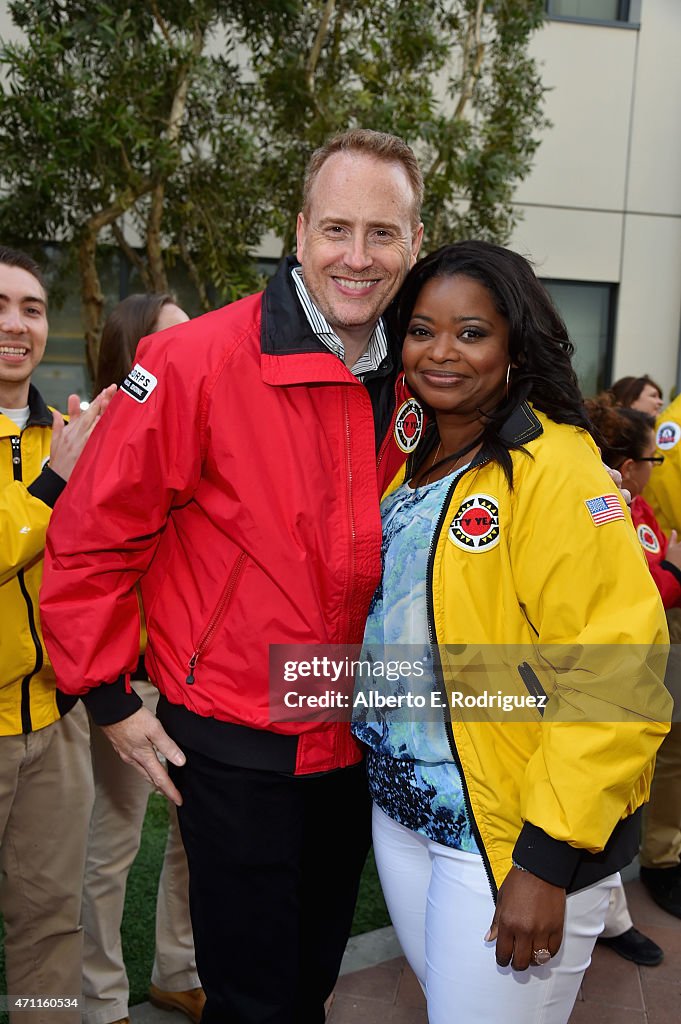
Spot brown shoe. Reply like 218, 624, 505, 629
148, 985, 206, 1024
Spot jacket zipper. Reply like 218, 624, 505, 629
375, 375, 406, 477
186, 551, 247, 685
11, 434, 41, 734
338, 391, 357, 763
425, 456, 499, 902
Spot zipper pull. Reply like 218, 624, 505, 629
186, 653, 198, 685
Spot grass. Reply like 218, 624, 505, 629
0, 793, 389, 1014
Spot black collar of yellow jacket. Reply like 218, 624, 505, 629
497, 400, 543, 447
27, 384, 53, 427
0, 384, 52, 436
260, 254, 401, 451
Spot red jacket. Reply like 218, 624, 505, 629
40, 259, 417, 775
630, 495, 681, 608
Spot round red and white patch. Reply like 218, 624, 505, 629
448, 493, 501, 552
656, 421, 681, 451
394, 398, 424, 453
637, 523, 661, 554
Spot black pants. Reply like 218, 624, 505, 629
169, 751, 371, 1024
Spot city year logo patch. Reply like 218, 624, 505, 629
121, 363, 158, 404
656, 421, 681, 451
637, 523, 661, 554
449, 493, 500, 552
394, 398, 424, 453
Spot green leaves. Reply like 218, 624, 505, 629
0, 0, 548, 366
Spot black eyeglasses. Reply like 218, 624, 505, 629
636, 456, 665, 466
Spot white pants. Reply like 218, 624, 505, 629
600, 875, 633, 938
373, 804, 617, 1024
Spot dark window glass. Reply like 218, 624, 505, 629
546, 1, 631, 22
542, 280, 616, 396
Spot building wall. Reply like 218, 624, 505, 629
510, 0, 681, 395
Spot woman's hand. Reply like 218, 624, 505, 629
485, 865, 566, 970
664, 529, 681, 571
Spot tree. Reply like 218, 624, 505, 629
0, 0, 286, 372
254, 0, 548, 252
0, 0, 548, 374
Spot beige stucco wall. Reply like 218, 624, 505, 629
510, 0, 681, 390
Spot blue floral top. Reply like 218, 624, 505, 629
352, 472, 479, 853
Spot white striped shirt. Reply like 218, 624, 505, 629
291, 266, 388, 380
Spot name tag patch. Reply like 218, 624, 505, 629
394, 398, 423, 454
656, 421, 681, 451
449, 493, 500, 552
121, 363, 158, 404
637, 523, 661, 554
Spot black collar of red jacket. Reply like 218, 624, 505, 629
260, 255, 397, 387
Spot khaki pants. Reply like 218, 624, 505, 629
0, 703, 93, 1024
641, 719, 681, 868
82, 682, 198, 1024
640, 609, 681, 869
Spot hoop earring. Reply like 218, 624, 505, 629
505, 363, 511, 399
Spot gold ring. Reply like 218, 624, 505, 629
533, 948, 551, 965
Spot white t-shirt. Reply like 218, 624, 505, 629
0, 405, 30, 431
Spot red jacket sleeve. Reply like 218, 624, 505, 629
40, 328, 206, 695
630, 496, 681, 608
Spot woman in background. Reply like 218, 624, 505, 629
609, 375, 664, 417
84, 294, 204, 1024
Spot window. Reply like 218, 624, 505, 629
541, 280, 616, 397
546, 1, 638, 24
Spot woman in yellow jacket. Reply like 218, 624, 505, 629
352, 241, 671, 1024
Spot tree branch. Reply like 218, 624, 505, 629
425, 0, 486, 184
179, 230, 210, 312
150, 0, 173, 46
111, 220, 152, 290
453, 0, 485, 120
146, 24, 205, 291
146, 184, 167, 291
306, 0, 336, 94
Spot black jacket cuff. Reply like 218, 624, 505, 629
512, 822, 581, 888
661, 559, 681, 588
27, 466, 67, 509
79, 676, 143, 725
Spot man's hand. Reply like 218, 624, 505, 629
101, 706, 186, 805
485, 866, 566, 971
49, 385, 117, 481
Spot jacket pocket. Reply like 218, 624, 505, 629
185, 551, 248, 685
517, 661, 548, 717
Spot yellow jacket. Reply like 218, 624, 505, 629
644, 393, 681, 533
384, 403, 671, 893
0, 387, 72, 735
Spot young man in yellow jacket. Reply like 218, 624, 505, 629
0, 246, 113, 1023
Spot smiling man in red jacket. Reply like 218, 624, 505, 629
41, 129, 424, 1024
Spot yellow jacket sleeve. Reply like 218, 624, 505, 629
510, 425, 671, 856
0, 474, 60, 586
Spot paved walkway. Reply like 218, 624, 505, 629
131, 877, 680, 1023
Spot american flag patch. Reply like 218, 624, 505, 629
585, 494, 625, 526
